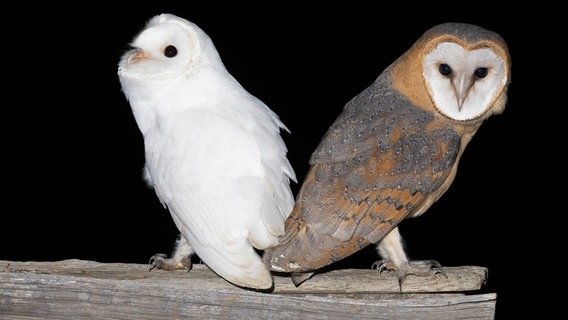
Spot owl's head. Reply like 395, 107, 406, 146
118, 13, 221, 82
393, 22, 511, 123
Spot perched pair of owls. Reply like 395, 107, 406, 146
118, 14, 511, 290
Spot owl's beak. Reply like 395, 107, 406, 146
127, 49, 151, 64
452, 75, 474, 112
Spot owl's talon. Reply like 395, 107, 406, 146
409, 260, 446, 278
148, 253, 192, 272
371, 260, 396, 275
149, 253, 167, 271
149, 253, 167, 264
372, 259, 446, 292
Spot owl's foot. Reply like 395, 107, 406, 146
149, 253, 192, 272
371, 259, 446, 292
149, 234, 194, 272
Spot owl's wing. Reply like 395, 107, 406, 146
167, 183, 277, 289
263, 74, 461, 272
157, 101, 295, 289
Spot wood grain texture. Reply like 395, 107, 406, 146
0, 260, 495, 319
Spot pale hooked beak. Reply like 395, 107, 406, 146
452, 75, 474, 111
127, 49, 151, 64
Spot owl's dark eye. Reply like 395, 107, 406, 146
474, 67, 488, 78
164, 45, 178, 58
438, 63, 452, 76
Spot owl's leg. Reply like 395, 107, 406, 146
371, 227, 445, 291
149, 234, 194, 271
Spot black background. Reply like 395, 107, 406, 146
3, 2, 538, 319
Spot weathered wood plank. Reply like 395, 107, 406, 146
0, 259, 488, 293
0, 260, 495, 319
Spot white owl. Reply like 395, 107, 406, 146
117, 13, 296, 290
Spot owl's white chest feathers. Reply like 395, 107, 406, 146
124, 69, 288, 204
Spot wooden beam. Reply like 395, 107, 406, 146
0, 259, 495, 319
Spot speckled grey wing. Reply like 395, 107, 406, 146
263, 67, 460, 272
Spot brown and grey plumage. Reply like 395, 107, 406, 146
262, 22, 511, 287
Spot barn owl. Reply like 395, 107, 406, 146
263, 22, 511, 287
117, 13, 296, 290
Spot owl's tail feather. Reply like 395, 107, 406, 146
196, 237, 275, 290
